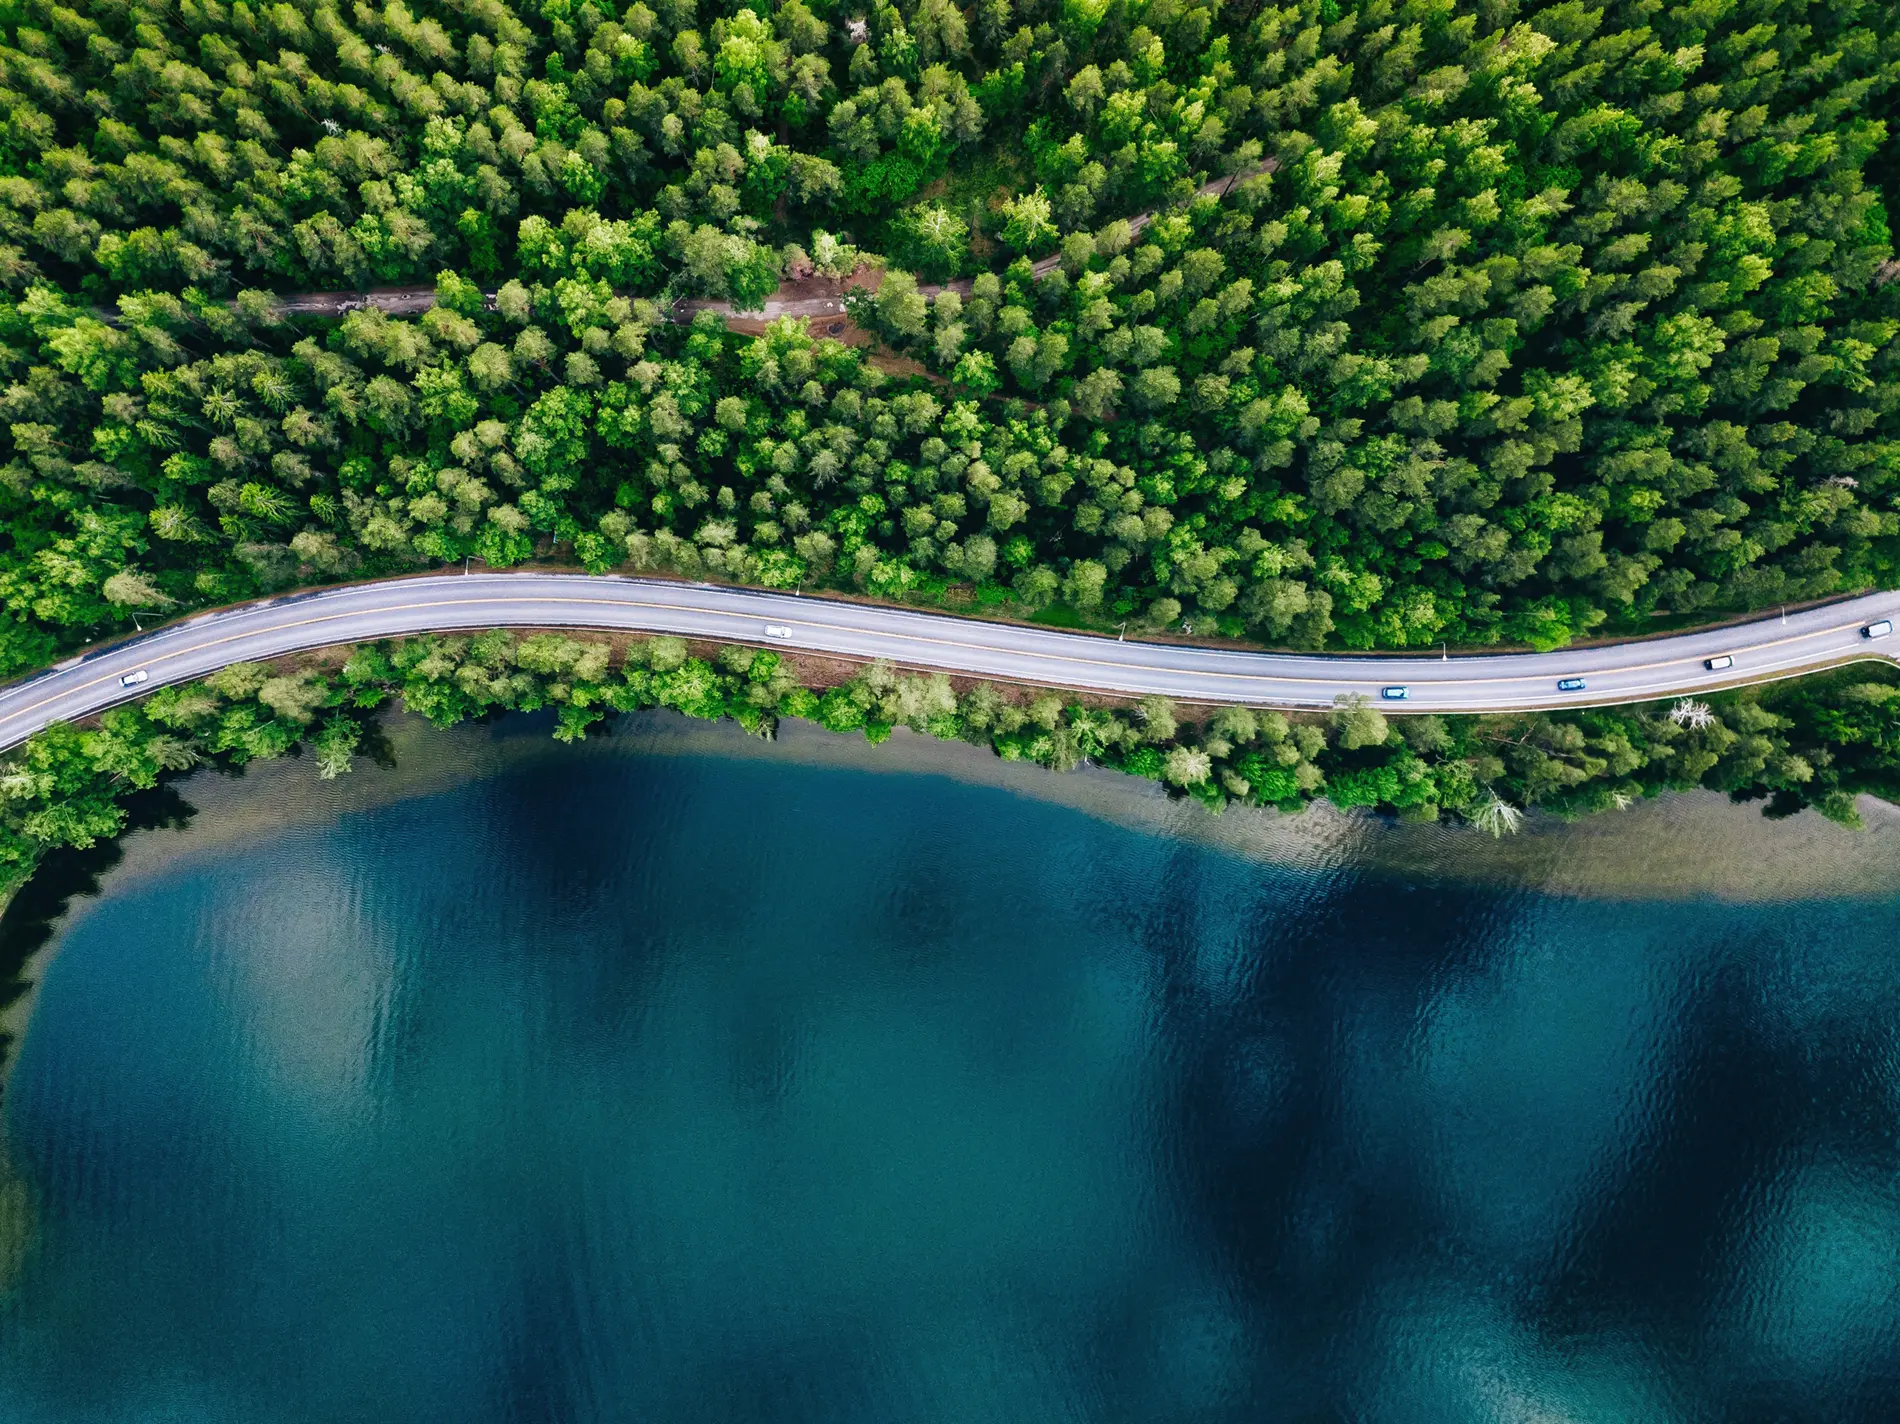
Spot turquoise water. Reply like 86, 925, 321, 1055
3, 716, 1900, 1421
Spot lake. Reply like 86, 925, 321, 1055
3, 711, 1899, 1422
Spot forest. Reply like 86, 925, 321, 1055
0, 0, 1896, 664
0, 0, 1899, 855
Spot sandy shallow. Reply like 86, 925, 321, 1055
52, 707, 1900, 907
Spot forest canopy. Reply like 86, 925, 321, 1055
0, 0, 1895, 675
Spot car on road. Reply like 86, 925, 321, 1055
763, 624, 795, 640
1863, 620, 1893, 640
1557, 678, 1586, 692
1381, 686, 1409, 700
1705, 655, 1733, 671
118, 669, 149, 687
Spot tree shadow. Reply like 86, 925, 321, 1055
0, 785, 197, 1097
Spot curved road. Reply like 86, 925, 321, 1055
2, 573, 1898, 752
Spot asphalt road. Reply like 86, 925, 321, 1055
3, 573, 1899, 752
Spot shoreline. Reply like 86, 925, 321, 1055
23, 707, 1900, 912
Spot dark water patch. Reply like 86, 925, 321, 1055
0, 784, 196, 1090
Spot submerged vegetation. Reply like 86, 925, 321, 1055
7, 630, 1900, 892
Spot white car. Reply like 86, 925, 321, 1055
763, 624, 795, 640
119, 669, 150, 687
1705, 655, 1733, 671
1863, 620, 1893, 640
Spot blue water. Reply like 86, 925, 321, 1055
3, 728, 1899, 1420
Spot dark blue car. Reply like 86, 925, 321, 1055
1557, 678, 1587, 692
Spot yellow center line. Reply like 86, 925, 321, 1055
0, 592, 1888, 733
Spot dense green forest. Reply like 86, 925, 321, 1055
2, 0, 1900, 864
6, 631, 1900, 885
0, 0, 1895, 672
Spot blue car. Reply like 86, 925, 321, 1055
1557, 677, 1587, 692
1381, 686, 1409, 701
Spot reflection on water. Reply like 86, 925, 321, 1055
1, 712, 1898, 1422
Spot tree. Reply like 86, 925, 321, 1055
101, 569, 174, 608
1061, 558, 1107, 611
1332, 695, 1388, 751
890, 203, 969, 281
874, 269, 929, 339
1163, 745, 1213, 787
999, 187, 1057, 255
